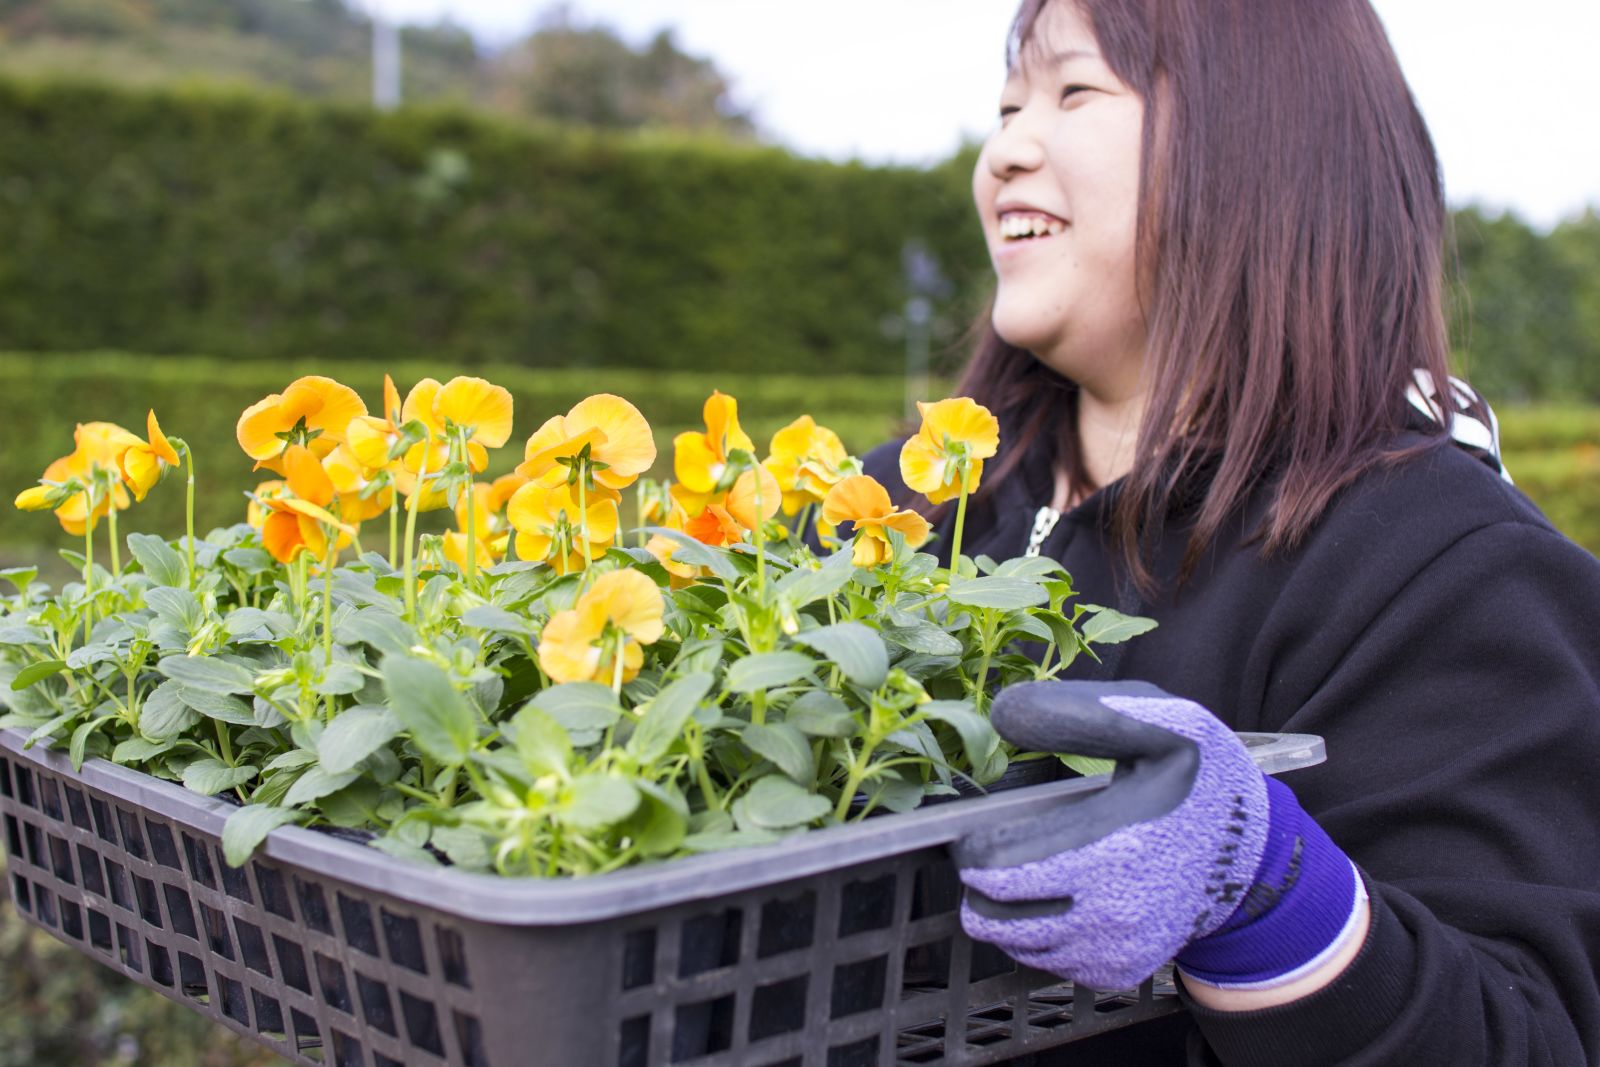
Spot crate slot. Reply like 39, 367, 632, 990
296, 877, 335, 934
827, 1036, 880, 1067
274, 933, 312, 995
47, 833, 75, 884
179, 950, 209, 1001
22, 820, 43, 867
453, 1010, 490, 1067
77, 843, 105, 895
14, 765, 34, 808
255, 862, 294, 919
618, 1014, 649, 1067
969, 939, 1017, 983
253, 990, 286, 1039
148, 941, 175, 987
220, 975, 251, 1025
356, 971, 397, 1036
437, 925, 471, 989
337, 892, 378, 956
291, 1008, 325, 1062
219, 856, 254, 903
331, 1030, 364, 1067
133, 874, 163, 928
374, 1055, 406, 1067
163, 882, 199, 940
671, 993, 735, 1061
9, 872, 30, 914
60, 898, 83, 940
89, 795, 117, 844
0, 754, 10, 797
749, 974, 808, 1041
146, 819, 182, 869
200, 903, 234, 959
757, 890, 816, 959
88, 907, 113, 950
116, 922, 142, 972
182, 833, 217, 888
35, 885, 56, 927
678, 907, 741, 977
234, 917, 273, 976
63, 785, 91, 830
838, 873, 897, 937
901, 937, 953, 993
114, 807, 146, 860
399, 989, 446, 1056
380, 908, 426, 974
620, 927, 655, 990
314, 951, 353, 1014
3, 813, 20, 858
39, 775, 62, 819
105, 860, 131, 910
830, 955, 888, 1019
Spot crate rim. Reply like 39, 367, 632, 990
1, 726, 1324, 926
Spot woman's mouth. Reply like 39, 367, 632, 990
999, 210, 1068, 242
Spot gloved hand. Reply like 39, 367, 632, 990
953, 680, 1366, 992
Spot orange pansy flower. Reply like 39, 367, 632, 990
537, 568, 664, 685
899, 398, 1000, 504
120, 410, 182, 502
505, 482, 620, 573
672, 391, 753, 516
822, 475, 931, 567
517, 394, 656, 493
237, 376, 367, 476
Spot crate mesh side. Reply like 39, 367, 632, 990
1, 743, 1180, 1067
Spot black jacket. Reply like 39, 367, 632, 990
861, 431, 1600, 1066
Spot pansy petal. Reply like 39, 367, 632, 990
880, 508, 932, 548
262, 511, 305, 563
401, 378, 446, 436
726, 465, 781, 530
567, 394, 656, 482
145, 410, 181, 466
822, 474, 893, 527
283, 444, 336, 508
237, 395, 290, 462
436, 376, 515, 448
673, 431, 724, 494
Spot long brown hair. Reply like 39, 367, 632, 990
957, 0, 1462, 593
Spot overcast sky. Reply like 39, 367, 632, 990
363, 0, 1599, 229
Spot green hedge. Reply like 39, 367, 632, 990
0, 351, 920, 561
0, 77, 986, 376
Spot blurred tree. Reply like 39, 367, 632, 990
488, 5, 754, 136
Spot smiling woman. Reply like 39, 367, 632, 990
857, 0, 1600, 1064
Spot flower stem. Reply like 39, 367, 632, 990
82, 492, 94, 615
949, 463, 973, 575
322, 533, 336, 720
464, 470, 478, 588
576, 467, 592, 588
106, 503, 121, 579
752, 472, 767, 600
388, 487, 399, 570
184, 446, 196, 587
403, 449, 430, 621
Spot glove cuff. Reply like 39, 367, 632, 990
1175, 777, 1366, 990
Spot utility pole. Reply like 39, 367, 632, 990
372, 11, 401, 110
900, 240, 951, 420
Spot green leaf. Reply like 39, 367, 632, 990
773, 548, 854, 608
1081, 608, 1159, 645
0, 566, 38, 595
619, 780, 688, 856
145, 587, 204, 634
681, 828, 781, 852
381, 655, 479, 766
339, 609, 417, 655
946, 576, 1049, 611
65, 643, 119, 670
526, 682, 623, 746
460, 605, 533, 636
432, 825, 493, 871
319, 705, 403, 774
511, 704, 571, 776
221, 547, 276, 576
223, 608, 288, 640
1061, 754, 1117, 778
113, 736, 178, 762
1027, 608, 1081, 653
221, 805, 307, 867
725, 651, 816, 694
741, 723, 815, 784
314, 663, 366, 696
0, 624, 49, 647
285, 766, 360, 807
182, 759, 258, 796
128, 533, 187, 587
783, 690, 857, 737
264, 750, 322, 773
561, 774, 640, 831
157, 654, 255, 695
792, 623, 888, 689
69, 718, 101, 770
919, 700, 1003, 775
881, 620, 964, 656
11, 659, 66, 690
734, 776, 832, 830
640, 527, 742, 582
178, 686, 256, 725
993, 556, 1065, 580
138, 684, 197, 742
368, 836, 440, 867
628, 672, 713, 764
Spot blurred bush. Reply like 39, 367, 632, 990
0, 78, 986, 378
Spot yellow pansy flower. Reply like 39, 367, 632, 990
346, 374, 406, 472
119, 410, 182, 502
517, 394, 656, 492
15, 422, 141, 534
237, 376, 367, 475
256, 444, 358, 564
505, 482, 620, 574
899, 397, 1001, 504
822, 475, 932, 567
537, 568, 664, 686
765, 415, 851, 514
672, 391, 753, 516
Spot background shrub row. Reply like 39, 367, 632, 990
3, 352, 1595, 566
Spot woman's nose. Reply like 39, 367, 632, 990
984, 113, 1046, 179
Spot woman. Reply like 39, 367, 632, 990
861, 1, 1600, 1062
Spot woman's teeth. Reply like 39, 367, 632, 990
1000, 214, 1068, 241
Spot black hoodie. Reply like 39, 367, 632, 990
860, 429, 1600, 1066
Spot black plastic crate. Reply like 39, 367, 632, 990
0, 728, 1322, 1066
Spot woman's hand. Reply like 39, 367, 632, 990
953, 681, 1368, 1000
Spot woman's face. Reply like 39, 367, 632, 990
974, 2, 1148, 399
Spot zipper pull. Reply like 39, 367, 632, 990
1025, 505, 1061, 557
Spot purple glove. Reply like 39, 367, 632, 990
954, 681, 1366, 991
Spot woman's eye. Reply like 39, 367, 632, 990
1060, 84, 1092, 103
998, 105, 1021, 125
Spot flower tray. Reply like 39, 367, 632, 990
0, 727, 1323, 1067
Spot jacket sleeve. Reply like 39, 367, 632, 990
1185, 520, 1600, 1066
